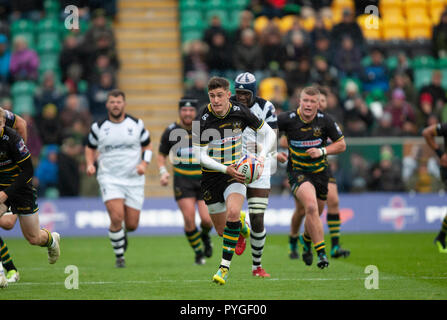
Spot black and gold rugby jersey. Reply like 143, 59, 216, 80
159, 122, 202, 179
277, 109, 344, 174
193, 103, 264, 173
0, 126, 32, 191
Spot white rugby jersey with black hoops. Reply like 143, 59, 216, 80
87, 114, 150, 186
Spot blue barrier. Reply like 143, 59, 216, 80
0, 193, 446, 237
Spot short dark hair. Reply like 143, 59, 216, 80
107, 89, 126, 100
315, 86, 328, 97
208, 76, 230, 92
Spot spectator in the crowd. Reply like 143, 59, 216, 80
87, 70, 114, 121
34, 144, 59, 197
419, 70, 447, 109
432, 10, 447, 58
203, 15, 228, 48
34, 71, 66, 115
283, 16, 310, 46
388, 72, 417, 106
83, 8, 115, 48
36, 103, 63, 145
349, 152, 370, 192
9, 36, 39, 82
0, 34, 10, 83
416, 92, 438, 131
310, 15, 331, 46
330, 8, 365, 53
57, 137, 82, 197
362, 48, 389, 93
284, 57, 311, 96
88, 0, 117, 18
59, 93, 91, 136
383, 88, 418, 135
232, 28, 264, 74
333, 36, 363, 78
343, 96, 375, 137
367, 145, 405, 192
260, 21, 284, 71
310, 55, 338, 90
205, 31, 233, 75
21, 113, 42, 163
184, 71, 209, 111
324, 89, 344, 125
183, 40, 208, 79
232, 10, 254, 44
371, 111, 402, 136
394, 52, 413, 81
59, 34, 84, 83
282, 30, 311, 93
406, 158, 443, 193
10, 0, 43, 22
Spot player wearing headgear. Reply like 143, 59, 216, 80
287, 87, 350, 263
277, 86, 346, 269
231, 72, 278, 277
422, 122, 447, 253
158, 97, 214, 265
192, 77, 276, 285
85, 89, 152, 268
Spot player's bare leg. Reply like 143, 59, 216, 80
18, 213, 60, 264
289, 196, 305, 259
295, 182, 328, 269
197, 200, 213, 258
105, 199, 127, 267
178, 197, 206, 264
0, 214, 17, 230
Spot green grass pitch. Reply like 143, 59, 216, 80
1, 232, 446, 300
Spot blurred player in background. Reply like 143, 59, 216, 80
0, 108, 29, 284
158, 97, 213, 265
277, 86, 346, 269
0, 107, 60, 288
422, 123, 447, 253
193, 77, 276, 285
231, 72, 278, 278
287, 87, 350, 262
85, 89, 152, 268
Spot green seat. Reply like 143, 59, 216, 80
438, 57, 447, 69
180, 10, 204, 31
411, 55, 437, 69
441, 69, 447, 90
414, 68, 433, 90
205, 9, 228, 25
361, 55, 372, 67
225, 9, 243, 32
181, 29, 203, 43
205, 0, 228, 10
179, 0, 204, 11
38, 53, 60, 73
44, 0, 61, 16
36, 18, 60, 34
11, 81, 36, 96
230, 0, 251, 10
12, 95, 35, 116
60, 19, 89, 37
385, 55, 399, 72
11, 19, 35, 35
37, 31, 60, 44
365, 88, 387, 106
36, 37, 61, 54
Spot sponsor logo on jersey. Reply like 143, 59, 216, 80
209, 133, 242, 145
290, 139, 323, 148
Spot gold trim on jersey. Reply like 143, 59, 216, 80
173, 167, 202, 176
291, 158, 326, 167
0, 165, 19, 172
17, 154, 30, 164
207, 102, 232, 119
209, 140, 242, 152
288, 147, 310, 157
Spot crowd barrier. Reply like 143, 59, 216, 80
0, 193, 445, 237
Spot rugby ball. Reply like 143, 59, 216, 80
236, 154, 262, 184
